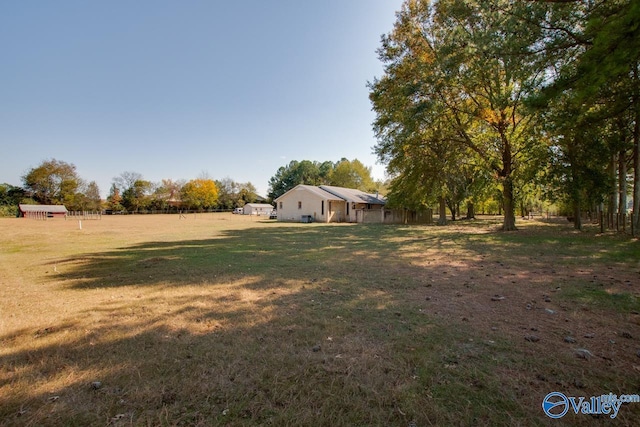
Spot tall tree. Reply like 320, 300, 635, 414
370, 0, 545, 230
83, 181, 102, 211
180, 179, 219, 211
122, 180, 152, 213
0, 183, 26, 207
531, 0, 640, 234
22, 159, 81, 205
149, 179, 184, 211
107, 184, 124, 212
329, 158, 376, 191
216, 178, 259, 209
267, 160, 333, 200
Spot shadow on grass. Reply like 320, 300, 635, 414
2, 222, 640, 425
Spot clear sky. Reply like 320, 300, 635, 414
1, 0, 403, 198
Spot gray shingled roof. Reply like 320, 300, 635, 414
19, 204, 68, 213
319, 185, 386, 205
275, 185, 342, 201
275, 185, 386, 205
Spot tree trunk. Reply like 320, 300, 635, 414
619, 149, 627, 231
502, 177, 517, 231
633, 124, 640, 237
573, 197, 582, 230
633, 67, 640, 236
608, 154, 618, 229
466, 201, 475, 219
437, 196, 447, 225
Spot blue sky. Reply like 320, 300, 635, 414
1, 0, 403, 197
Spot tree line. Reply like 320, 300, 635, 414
1, 157, 383, 216
369, 0, 640, 233
267, 158, 380, 200
0, 159, 260, 215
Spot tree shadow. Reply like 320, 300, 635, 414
3, 223, 640, 425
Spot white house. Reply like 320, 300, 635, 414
243, 203, 274, 216
274, 185, 386, 223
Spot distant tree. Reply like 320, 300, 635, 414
268, 159, 370, 200
237, 182, 258, 205
149, 179, 184, 211
122, 180, 152, 213
216, 177, 240, 210
180, 179, 219, 211
22, 159, 81, 205
0, 183, 25, 206
215, 178, 257, 209
329, 158, 375, 191
83, 181, 102, 211
107, 184, 124, 212
113, 171, 143, 194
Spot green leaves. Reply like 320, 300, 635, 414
370, 0, 545, 229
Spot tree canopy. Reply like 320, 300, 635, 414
268, 158, 378, 200
22, 159, 83, 206
370, 0, 640, 234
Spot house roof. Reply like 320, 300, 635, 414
275, 184, 385, 205
275, 185, 342, 202
19, 204, 68, 213
244, 203, 274, 208
319, 185, 386, 205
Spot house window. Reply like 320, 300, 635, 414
298, 201, 302, 209
279, 201, 283, 209
321, 200, 324, 215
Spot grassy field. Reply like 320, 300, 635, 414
1, 214, 639, 426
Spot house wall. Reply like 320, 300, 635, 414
244, 204, 273, 215
277, 190, 346, 222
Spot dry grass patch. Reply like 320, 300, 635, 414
1, 214, 639, 425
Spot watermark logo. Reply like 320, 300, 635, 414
542, 391, 639, 419
542, 392, 569, 419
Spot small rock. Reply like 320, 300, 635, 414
636, 350, 640, 358
525, 335, 540, 342
574, 348, 594, 360
544, 297, 551, 303
491, 295, 505, 301
90, 381, 102, 390
620, 331, 633, 339
491, 326, 498, 331
312, 345, 321, 352
526, 303, 533, 310
564, 336, 577, 344
425, 296, 431, 301
48, 396, 59, 402
584, 333, 595, 339
573, 379, 585, 389
545, 308, 555, 314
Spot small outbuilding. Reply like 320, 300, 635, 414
243, 203, 275, 216
18, 204, 68, 218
